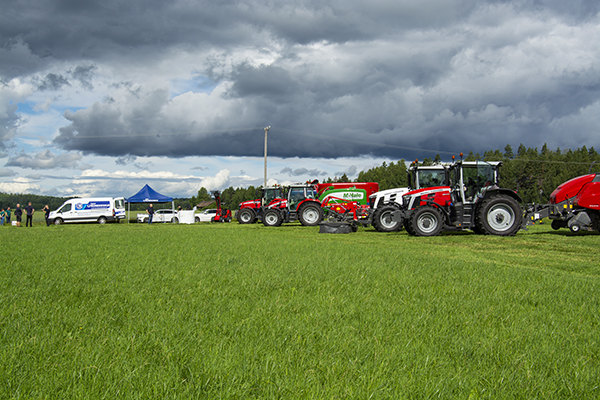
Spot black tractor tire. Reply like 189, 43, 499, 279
298, 203, 324, 226
551, 220, 565, 230
407, 206, 444, 237
372, 205, 403, 232
404, 219, 415, 236
263, 209, 283, 227
475, 195, 522, 236
237, 208, 256, 224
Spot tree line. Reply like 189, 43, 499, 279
3, 144, 599, 211
208, 143, 600, 208
0, 193, 70, 213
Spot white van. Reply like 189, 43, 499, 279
48, 197, 126, 225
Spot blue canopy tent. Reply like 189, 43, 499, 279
126, 184, 174, 223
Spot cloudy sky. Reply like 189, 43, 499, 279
2, 0, 599, 198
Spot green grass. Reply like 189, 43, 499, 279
1, 222, 599, 399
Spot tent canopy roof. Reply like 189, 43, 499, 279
127, 184, 173, 203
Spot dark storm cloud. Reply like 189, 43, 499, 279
115, 155, 137, 165
71, 64, 97, 90
3, 1, 595, 74
36, 73, 70, 91
4, 0, 600, 161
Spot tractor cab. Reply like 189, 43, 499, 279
408, 164, 449, 190
261, 186, 284, 207
449, 161, 501, 203
286, 184, 317, 211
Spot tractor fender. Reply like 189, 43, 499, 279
296, 199, 321, 211
480, 188, 523, 204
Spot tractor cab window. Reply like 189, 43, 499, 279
263, 188, 282, 206
288, 187, 305, 209
462, 162, 497, 201
417, 169, 445, 189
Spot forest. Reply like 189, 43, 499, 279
212, 144, 600, 207
2, 144, 599, 211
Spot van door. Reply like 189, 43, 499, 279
56, 202, 75, 222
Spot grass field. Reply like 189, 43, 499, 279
1, 220, 599, 399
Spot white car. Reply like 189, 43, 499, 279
195, 209, 217, 222
137, 209, 179, 223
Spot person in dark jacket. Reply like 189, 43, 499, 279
146, 203, 154, 224
25, 202, 34, 227
43, 205, 51, 226
14, 204, 22, 227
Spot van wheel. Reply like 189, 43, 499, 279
54, 218, 63, 225
98, 216, 107, 224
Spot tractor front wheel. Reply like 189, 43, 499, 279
298, 203, 323, 226
407, 206, 443, 237
263, 209, 283, 227
237, 208, 256, 224
372, 205, 402, 232
476, 195, 522, 236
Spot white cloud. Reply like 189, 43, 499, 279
5, 150, 83, 169
0, 176, 41, 194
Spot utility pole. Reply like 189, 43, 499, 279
263, 126, 271, 188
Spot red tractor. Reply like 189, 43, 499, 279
525, 165, 600, 233
390, 157, 523, 236
236, 186, 285, 224
261, 182, 324, 226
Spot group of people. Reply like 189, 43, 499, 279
0, 203, 52, 227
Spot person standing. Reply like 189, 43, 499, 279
146, 203, 154, 224
25, 202, 34, 227
43, 205, 51, 226
14, 204, 22, 227
6, 207, 11, 224
0, 208, 5, 226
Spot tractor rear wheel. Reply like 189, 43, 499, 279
476, 195, 522, 236
298, 203, 323, 226
407, 206, 443, 236
372, 205, 402, 232
263, 209, 282, 227
237, 208, 256, 224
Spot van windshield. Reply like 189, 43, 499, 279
58, 203, 72, 213
115, 199, 124, 209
